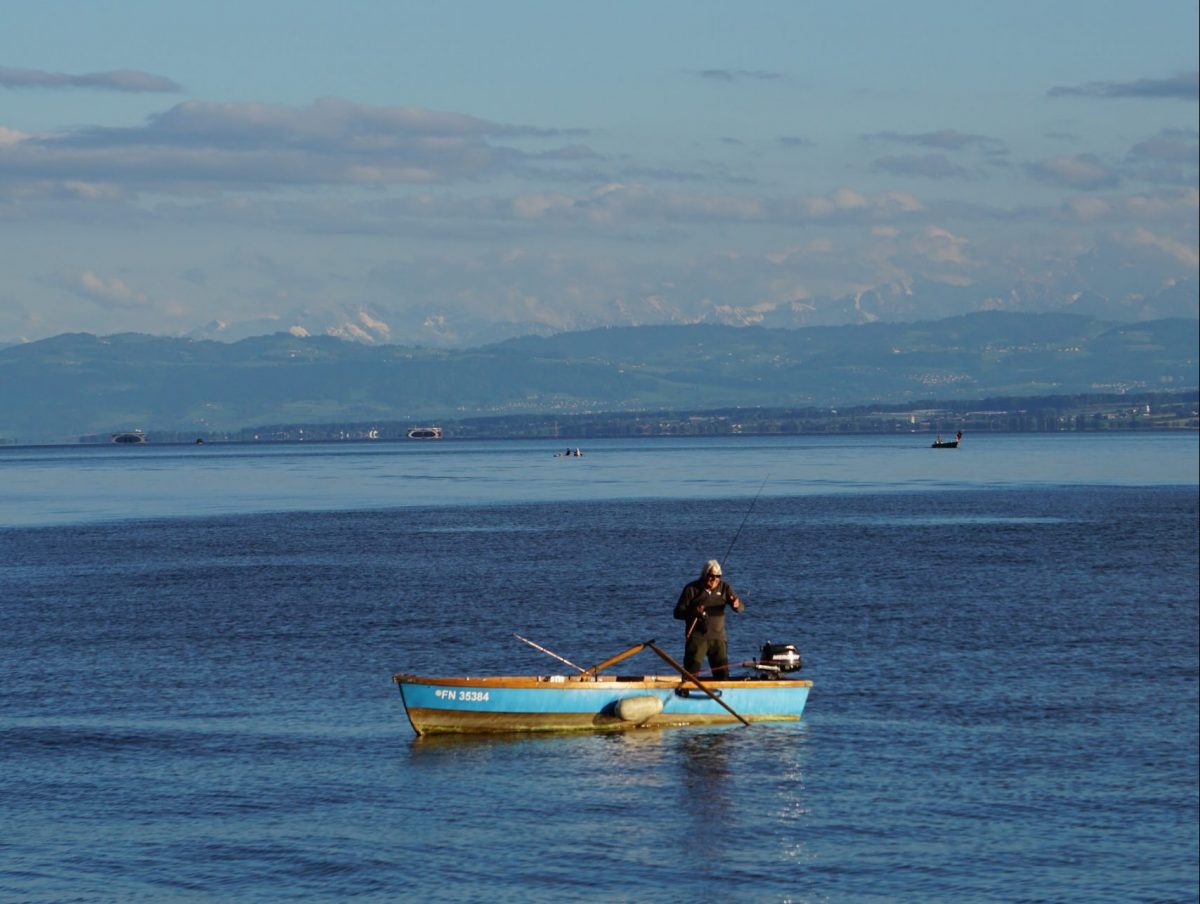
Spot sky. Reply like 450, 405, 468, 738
1, 0, 1197, 346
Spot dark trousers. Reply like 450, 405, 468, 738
684, 633, 729, 678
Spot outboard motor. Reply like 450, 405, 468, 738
754, 642, 803, 675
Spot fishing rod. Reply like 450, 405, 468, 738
513, 633, 586, 673
687, 474, 770, 639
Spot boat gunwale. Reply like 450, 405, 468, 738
392, 673, 813, 690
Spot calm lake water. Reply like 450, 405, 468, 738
1, 434, 1197, 902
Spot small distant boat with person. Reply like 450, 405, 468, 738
393, 638, 810, 735
932, 430, 963, 449
406, 427, 442, 440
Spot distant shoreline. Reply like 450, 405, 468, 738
0, 389, 1188, 448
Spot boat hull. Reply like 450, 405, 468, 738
393, 673, 812, 735
406, 427, 442, 439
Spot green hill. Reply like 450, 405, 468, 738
1, 312, 1196, 443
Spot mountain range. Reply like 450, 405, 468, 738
175, 274, 1200, 349
0, 311, 1196, 444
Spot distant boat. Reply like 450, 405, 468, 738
111, 430, 146, 444
932, 430, 963, 449
407, 427, 442, 440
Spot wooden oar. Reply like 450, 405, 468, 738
582, 642, 647, 677
645, 641, 751, 727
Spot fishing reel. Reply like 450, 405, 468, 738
750, 642, 803, 676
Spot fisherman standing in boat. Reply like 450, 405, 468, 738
674, 560, 743, 679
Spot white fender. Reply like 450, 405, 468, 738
615, 695, 663, 722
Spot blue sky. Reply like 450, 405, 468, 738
1, 0, 1196, 345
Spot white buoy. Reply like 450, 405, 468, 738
615, 695, 663, 723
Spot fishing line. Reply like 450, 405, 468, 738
720, 474, 769, 570
688, 475, 770, 640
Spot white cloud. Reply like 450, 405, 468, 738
511, 192, 574, 219
355, 184, 925, 231
914, 226, 969, 264
765, 239, 835, 264
1124, 188, 1198, 220
1060, 188, 1197, 223
873, 154, 974, 180
0, 125, 30, 145
1063, 196, 1112, 221
74, 271, 150, 309
1125, 227, 1199, 267
797, 189, 922, 219
1027, 154, 1120, 189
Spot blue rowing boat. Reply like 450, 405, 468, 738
392, 640, 811, 735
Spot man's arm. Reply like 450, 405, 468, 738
725, 582, 743, 612
674, 584, 699, 620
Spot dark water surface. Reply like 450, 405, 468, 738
1, 436, 1197, 902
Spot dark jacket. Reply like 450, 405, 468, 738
673, 578, 741, 638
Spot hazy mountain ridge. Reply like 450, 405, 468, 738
1, 312, 1196, 444
162, 275, 1199, 350
5, 276, 1190, 353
